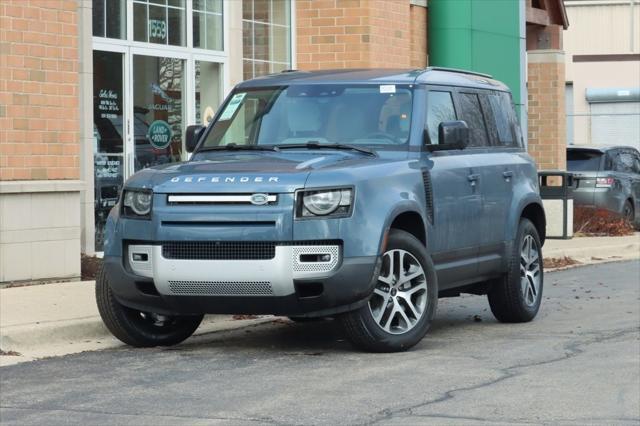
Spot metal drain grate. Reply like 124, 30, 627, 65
167, 280, 273, 296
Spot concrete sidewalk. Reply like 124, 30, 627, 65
1, 233, 638, 366
544, 232, 640, 264
0, 282, 273, 366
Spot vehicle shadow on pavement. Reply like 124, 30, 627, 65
133, 297, 500, 356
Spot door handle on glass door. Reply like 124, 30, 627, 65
468, 174, 480, 186
503, 171, 514, 180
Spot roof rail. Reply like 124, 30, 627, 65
425, 66, 493, 79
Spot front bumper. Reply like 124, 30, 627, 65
104, 243, 380, 317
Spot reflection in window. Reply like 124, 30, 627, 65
193, 0, 223, 51
133, 55, 184, 172
133, 0, 186, 46
92, 0, 126, 39
488, 93, 515, 146
426, 91, 456, 145
459, 93, 489, 147
195, 61, 221, 125
93, 51, 125, 251
242, 0, 291, 80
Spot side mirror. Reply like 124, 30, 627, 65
185, 124, 205, 153
426, 121, 469, 151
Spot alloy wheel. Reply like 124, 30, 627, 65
520, 234, 541, 307
368, 249, 428, 335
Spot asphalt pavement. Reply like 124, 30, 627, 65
1, 261, 639, 425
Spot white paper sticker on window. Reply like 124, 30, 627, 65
380, 84, 396, 94
218, 93, 246, 121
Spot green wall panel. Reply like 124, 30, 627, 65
428, 0, 524, 118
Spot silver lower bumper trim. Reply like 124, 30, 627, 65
127, 244, 341, 296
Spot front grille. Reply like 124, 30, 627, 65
162, 241, 276, 260
168, 280, 273, 295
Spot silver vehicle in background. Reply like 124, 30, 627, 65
567, 145, 640, 228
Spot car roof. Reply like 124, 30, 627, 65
236, 68, 511, 92
568, 145, 637, 153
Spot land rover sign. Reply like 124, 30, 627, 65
147, 120, 173, 149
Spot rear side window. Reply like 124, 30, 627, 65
425, 91, 456, 144
567, 150, 603, 171
487, 92, 516, 146
458, 92, 489, 147
614, 151, 636, 173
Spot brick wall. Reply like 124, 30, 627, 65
0, 0, 80, 181
527, 51, 566, 170
296, 0, 427, 70
409, 4, 427, 68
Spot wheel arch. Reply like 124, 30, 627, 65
520, 202, 546, 245
385, 208, 427, 248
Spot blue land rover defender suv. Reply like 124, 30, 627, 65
97, 68, 546, 352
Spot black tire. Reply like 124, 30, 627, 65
622, 200, 635, 226
488, 218, 544, 323
96, 266, 203, 347
339, 229, 438, 352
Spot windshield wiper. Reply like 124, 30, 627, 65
274, 141, 377, 157
196, 143, 280, 153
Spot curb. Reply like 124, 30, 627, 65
0, 315, 276, 367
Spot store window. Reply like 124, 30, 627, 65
242, 0, 291, 80
193, 0, 224, 51
133, 0, 186, 46
195, 61, 222, 125
92, 0, 126, 39
93, 51, 125, 251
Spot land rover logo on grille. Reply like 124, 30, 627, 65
250, 193, 270, 205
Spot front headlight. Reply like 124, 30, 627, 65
297, 188, 353, 218
123, 189, 153, 218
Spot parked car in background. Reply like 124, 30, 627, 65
567, 145, 640, 228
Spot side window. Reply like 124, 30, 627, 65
615, 151, 636, 173
633, 152, 640, 174
487, 92, 516, 146
425, 90, 456, 144
458, 92, 489, 147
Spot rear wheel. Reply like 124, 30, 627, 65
622, 200, 634, 225
96, 266, 203, 347
488, 218, 543, 323
340, 229, 438, 352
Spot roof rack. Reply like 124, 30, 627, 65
425, 66, 493, 79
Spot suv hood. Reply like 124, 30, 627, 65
126, 151, 378, 193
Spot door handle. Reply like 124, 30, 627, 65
503, 171, 514, 180
467, 173, 480, 185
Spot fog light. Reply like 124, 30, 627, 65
132, 253, 148, 262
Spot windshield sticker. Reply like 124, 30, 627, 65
218, 93, 246, 121
380, 84, 396, 94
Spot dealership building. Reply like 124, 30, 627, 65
0, 0, 570, 283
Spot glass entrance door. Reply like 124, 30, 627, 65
92, 47, 224, 251
132, 54, 185, 172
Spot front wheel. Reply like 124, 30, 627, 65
488, 218, 544, 323
340, 229, 438, 352
96, 266, 203, 347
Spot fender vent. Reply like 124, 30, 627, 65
422, 171, 434, 223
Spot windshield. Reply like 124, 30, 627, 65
567, 150, 603, 171
200, 84, 413, 149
